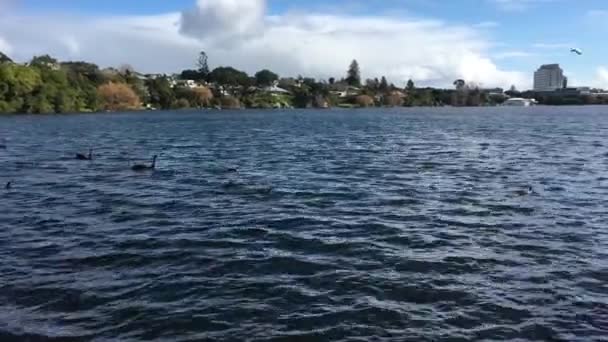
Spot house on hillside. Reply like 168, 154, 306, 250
133, 72, 165, 81
207, 83, 232, 96
278, 77, 303, 89
263, 85, 291, 95
33, 61, 60, 70
174, 79, 198, 88
483, 87, 504, 95
330, 83, 361, 98
101, 67, 121, 79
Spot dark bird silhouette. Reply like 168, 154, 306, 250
76, 149, 92, 160
132, 155, 157, 171
514, 186, 533, 197
5, 181, 11, 190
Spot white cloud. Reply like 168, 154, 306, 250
532, 42, 572, 49
0, 0, 527, 89
573, 67, 608, 89
490, 0, 556, 11
61, 36, 80, 57
592, 66, 608, 88
245, 14, 526, 88
180, 0, 266, 44
0, 36, 12, 55
474, 21, 500, 28
0, 13, 199, 68
493, 50, 536, 59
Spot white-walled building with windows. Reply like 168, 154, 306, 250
534, 64, 566, 91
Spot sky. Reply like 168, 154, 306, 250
1, 0, 608, 89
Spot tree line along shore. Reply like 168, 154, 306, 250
1, 51, 607, 114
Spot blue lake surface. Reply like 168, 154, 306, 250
0, 107, 607, 341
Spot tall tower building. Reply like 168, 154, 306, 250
534, 64, 565, 91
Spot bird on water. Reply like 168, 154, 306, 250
132, 155, 157, 171
514, 186, 534, 197
5, 181, 11, 190
76, 149, 93, 160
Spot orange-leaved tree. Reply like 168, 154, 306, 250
97, 82, 141, 111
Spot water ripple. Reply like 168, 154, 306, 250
1, 108, 607, 341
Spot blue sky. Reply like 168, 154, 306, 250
3, 0, 608, 89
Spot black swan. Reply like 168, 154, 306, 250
132, 155, 157, 171
76, 149, 92, 160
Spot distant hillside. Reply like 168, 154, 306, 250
0, 52, 12, 63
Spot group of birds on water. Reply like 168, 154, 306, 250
4, 147, 159, 190
75, 149, 158, 171
2, 144, 536, 198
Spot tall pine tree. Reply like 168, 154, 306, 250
346, 60, 361, 87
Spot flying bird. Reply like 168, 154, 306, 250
570, 48, 582, 55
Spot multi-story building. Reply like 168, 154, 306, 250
534, 64, 566, 91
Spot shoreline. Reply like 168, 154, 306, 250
3, 103, 607, 117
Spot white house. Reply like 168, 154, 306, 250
174, 79, 198, 88
503, 98, 537, 106
264, 85, 290, 94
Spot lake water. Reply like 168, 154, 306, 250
0, 107, 607, 341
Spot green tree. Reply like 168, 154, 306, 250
291, 86, 312, 108
80, 85, 100, 111
406, 79, 415, 92
346, 59, 361, 87
180, 69, 202, 80
453, 79, 466, 90
0, 63, 42, 113
379, 76, 389, 91
30, 55, 59, 69
255, 69, 279, 87
197, 51, 210, 79
27, 67, 89, 113
505, 84, 520, 98
59, 62, 103, 111
365, 78, 379, 90
122, 75, 147, 104
61, 61, 106, 85
145, 77, 175, 110
208, 67, 251, 87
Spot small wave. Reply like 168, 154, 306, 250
0, 108, 606, 340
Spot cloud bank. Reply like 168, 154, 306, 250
0, 37, 12, 55
180, 0, 266, 43
0, 0, 527, 88
592, 67, 608, 88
